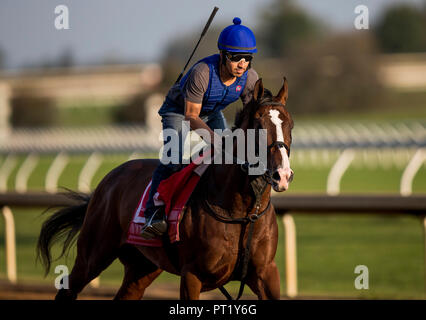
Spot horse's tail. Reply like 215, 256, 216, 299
36, 190, 90, 276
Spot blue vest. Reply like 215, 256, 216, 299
162, 54, 248, 115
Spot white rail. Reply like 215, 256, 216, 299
327, 149, 355, 195
15, 153, 39, 193
45, 152, 69, 193
0, 154, 17, 192
400, 148, 426, 196
282, 214, 297, 298
78, 152, 103, 194
78, 152, 103, 288
2, 206, 17, 284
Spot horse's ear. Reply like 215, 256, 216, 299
253, 78, 264, 102
276, 77, 289, 105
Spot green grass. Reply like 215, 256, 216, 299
0, 152, 425, 299
291, 214, 424, 299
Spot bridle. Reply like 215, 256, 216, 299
240, 100, 291, 182
267, 140, 291, 158
259, 99, 291, 157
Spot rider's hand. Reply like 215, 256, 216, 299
211, 132, 224, 162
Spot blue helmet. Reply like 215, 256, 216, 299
217, 17, 257, 53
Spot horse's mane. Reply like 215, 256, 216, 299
234, 88, 274, 129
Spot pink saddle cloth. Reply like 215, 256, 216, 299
126, 152, 211, 247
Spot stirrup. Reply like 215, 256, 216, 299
140, 207, 167, 239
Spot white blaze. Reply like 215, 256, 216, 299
269, 109, 291, 171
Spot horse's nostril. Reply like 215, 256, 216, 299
272, 171, 281, 181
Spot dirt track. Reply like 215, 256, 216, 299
0, 280, 255, 300
0, 280, 357, 300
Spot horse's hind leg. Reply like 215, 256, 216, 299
114, 245, 163, 300
55, 244, 118, 300
55, 222, 120, 300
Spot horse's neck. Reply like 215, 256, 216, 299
206, 163, 254, 215
204, 128, 271, 217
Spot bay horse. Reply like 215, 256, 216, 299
37, 78, 294, 300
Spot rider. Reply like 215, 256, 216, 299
141, 17, 259, 239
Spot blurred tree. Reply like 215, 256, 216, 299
114, 92, 148, 125
258, 0, 323, 57
374, 4, 426, 53
11, 95, 58, 127
293, 33, 382, 114
256, 32, 384, 115
37, 47, 74, 69
56, 47, 74, 68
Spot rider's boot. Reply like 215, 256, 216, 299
140, 205, 167, 239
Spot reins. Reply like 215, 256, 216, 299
203, 196, 271, 225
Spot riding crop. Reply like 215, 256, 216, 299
175, 6, 219, 83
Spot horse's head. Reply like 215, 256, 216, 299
235, 78, 294, 192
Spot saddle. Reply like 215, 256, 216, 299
126, 153, 211, 247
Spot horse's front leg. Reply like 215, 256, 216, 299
180, 269, 202, 300
247, 261, 281, 300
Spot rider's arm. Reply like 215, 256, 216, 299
183, 63, 221, 146
184, 100, 217, 145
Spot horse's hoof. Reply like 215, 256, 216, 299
55, 288, 77, 300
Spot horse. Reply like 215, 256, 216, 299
37, 77, 294, 300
